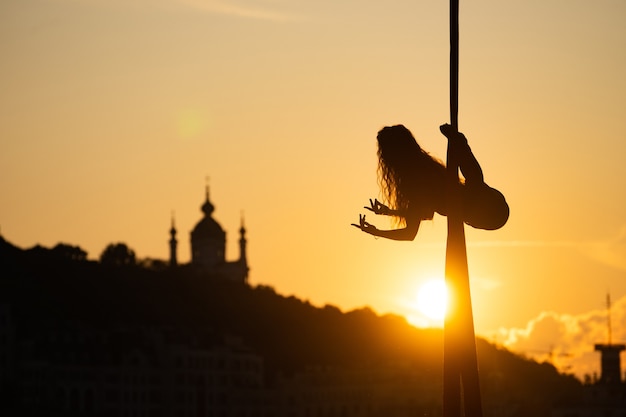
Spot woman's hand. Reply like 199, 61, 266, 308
364, 199, 391, 215
351, 214, 378, 235
440, 123, 468, 145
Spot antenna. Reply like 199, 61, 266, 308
607, 293, 612, 345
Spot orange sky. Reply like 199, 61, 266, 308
1, 0, 626, 379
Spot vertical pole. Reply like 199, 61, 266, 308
443, 1, 483, 416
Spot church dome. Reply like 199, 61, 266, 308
191, 185, 226, 241
191, 216, 225, 241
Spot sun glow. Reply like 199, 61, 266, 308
416, 279, 449, 322
177, 108, 210, 140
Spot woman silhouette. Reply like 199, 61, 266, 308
353, 124, 508, 240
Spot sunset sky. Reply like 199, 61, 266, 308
2, 0, 625, 379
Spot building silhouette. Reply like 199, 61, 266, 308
4, 313, 441, 417
170, 185, 249, 283
552, 297, 626, 417
594, 343, 626, 386
11, 321, 269, 416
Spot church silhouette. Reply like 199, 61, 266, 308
169, 184, 249, 283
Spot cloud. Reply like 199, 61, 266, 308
50, 0, 300, 21
178, 0, 299, 21
467, 240, 580, 248
496, 295, 626, 380
583, 225, 626, 272
415, 239, 583, 250
444, 224, 626, 272
472, 276, 502, 291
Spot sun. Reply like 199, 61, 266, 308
416, 279, 449, 321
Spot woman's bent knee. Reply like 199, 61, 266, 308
464, 186, 509, 230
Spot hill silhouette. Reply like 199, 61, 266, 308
0, 236, 582, 415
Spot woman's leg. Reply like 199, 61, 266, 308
463, 184, 509, 230
440, 125, 484, 184
454, 136, 484, 185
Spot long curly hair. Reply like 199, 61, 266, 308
376, 125, 446, 223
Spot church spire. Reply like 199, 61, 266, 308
169, 212, 178, 267
201, 177, 215, 216
239, 211, 248, 280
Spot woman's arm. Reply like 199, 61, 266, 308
351, 214, 420, 241
439, 124, 484, 185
